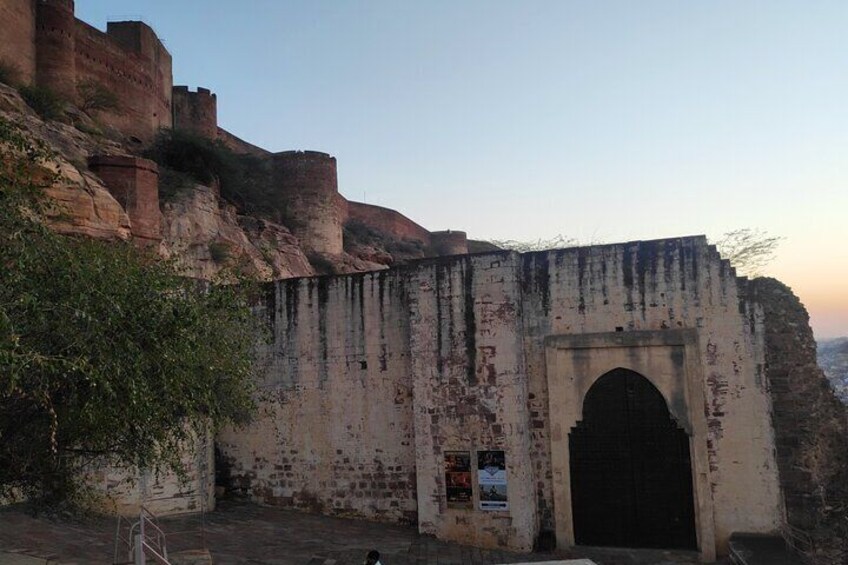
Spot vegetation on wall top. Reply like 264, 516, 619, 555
144, 129, 279, 219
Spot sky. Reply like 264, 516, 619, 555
77, 1, 847, 338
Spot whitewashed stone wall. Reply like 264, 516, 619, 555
217, 236, 784, 555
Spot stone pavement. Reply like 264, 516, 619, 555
0, 500, 714, 565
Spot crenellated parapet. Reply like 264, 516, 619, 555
172, 86, 218, 139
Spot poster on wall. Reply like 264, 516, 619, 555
477, 450, 508, 511
444, 451, 473, 507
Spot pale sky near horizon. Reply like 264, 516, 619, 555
78, 1, 847, 338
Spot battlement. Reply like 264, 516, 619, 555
273, 150, 335, 162
172, 85, 218, 139
173, 85, 216, 97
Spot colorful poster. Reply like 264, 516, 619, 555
477, 450, 508, 511
444, 451, 473, 507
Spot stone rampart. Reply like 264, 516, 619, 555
173, 86, 217, 139
270, 150, 344, 255
0, 1, 173, 141
74, 19, 172, 142
217, 272, 419, 523
88, 155, 161, 245
0, 0, 36, 84
346, 200, 432, 245
431, 230, 468, 256
216, 127, 271, 157
219, 236, 789, 557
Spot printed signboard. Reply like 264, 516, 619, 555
477, 450, 508, 511
444, 451, 472, 507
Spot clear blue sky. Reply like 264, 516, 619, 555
78, 1, 847, 338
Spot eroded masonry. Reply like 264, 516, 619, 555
217, 238, 846, 560
2, 1, 845, 560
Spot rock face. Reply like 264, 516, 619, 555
2, 83, 133, 241
752, 278, 848, 564
160, 184, 314, 280
43, 162, 132, 240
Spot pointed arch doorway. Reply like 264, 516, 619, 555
569, 367, 697, 550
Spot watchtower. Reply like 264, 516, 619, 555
172, 86, 218, 140
271, 150, 343, 256
431, 230, 468, 256
35, 0, 76, 99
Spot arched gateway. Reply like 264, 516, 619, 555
569, 368, 697, 549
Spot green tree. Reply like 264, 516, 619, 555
0, 117, 258, 505
77, 80, 120, 114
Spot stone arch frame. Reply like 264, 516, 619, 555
544, 329, 716, 562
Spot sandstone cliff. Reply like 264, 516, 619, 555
1, 82, 388, 281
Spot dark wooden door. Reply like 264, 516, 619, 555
569, 368, 697, 550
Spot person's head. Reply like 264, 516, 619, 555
365, 550, 380, 565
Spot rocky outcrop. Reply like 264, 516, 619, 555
160, 184, 314, 280
43, 159, 132, 240
753, 278, 848, 564
2, 83, 132, 241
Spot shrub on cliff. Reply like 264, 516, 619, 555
0, 60, 22, 87
0, 117, 259, 506
144, 129, 277, 218
18, 85, 65, 121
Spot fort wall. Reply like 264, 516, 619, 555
0, 1, 173, 141
519, 239, 782, 556
74, 19, 172, 142
270, 150, 344, 255
173, 86, 217, 139
35, 0, 76, 99
406, 253, 538, 550
88, 155, 161, 245
431, 230, 469, 256
217, 272, 419, 523
216, 127, 270, 157
0, 0, 36, 84
219, 237, 786, 557
346, 201, 431, 245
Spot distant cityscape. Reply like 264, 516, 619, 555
819, 337, 848, 403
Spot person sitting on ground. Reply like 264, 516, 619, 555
365, 549, 382, 565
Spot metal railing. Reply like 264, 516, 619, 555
113, 506, 171, 565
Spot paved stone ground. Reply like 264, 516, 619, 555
0, 500, 718, 565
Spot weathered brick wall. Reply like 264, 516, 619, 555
88, 155, 161, 245
520, 238, 783, 553
431, 230, 469, 256
173, 86, 217, 140
74, 20, 172, 143
217, 272, 418, 523
216, 127, 271, 157
87, 426, 215, 517
752, 277, 848, 562
270, 151, 344, 256
217, 237, 790, 555
346, 201, 432, 245
0, 0, 36, 84
35, 0, 76, 99
407, 253, 538, 550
